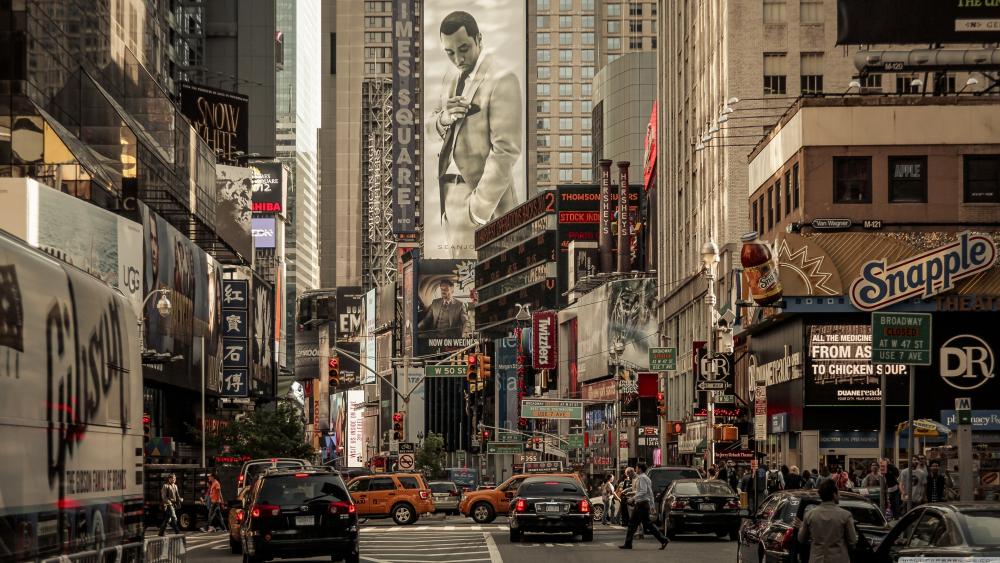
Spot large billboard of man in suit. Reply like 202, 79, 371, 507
416, 260, 476, 354
423, 2, 526, 259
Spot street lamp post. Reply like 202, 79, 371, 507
610, 338, 625, 481
701, 240, 720, 470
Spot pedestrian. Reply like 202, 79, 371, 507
158, 474, 183, 536
726, 462, 739, 492
618, 463, 669, 550
786, 466, 803, 490
925, 461, 947, 503
817, 465, 832, 485
835, 467, 854, 491
618, 468, 636, 531
900, 460, 927, 507
884, 459, 901, 517
765, 463, 785, 495
708, 466, 718, 479
203, 473, 228, 532
797, 479, 858, 563
601, 473, 615, 525
861, 463, 882, 488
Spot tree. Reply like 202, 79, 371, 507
415, 433, 446, 479
206, 400, 315, 460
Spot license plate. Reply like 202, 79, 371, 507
699, 503, 716, 511
295, 515, 314, 526
544, 505, 561, 513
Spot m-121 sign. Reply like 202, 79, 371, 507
532, 310, 557, 370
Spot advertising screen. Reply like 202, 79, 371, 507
215, 165, 254, 260
837, 0, 1000, 44
346, 389, 365, 467
249, 162, 285, 214
423, 0, 526, 259
806, 324, 909, 406
252, 217, 276, 249
179, 82, 249, 165
416, 259, 476, 354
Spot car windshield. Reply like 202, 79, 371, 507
801, 500, 886, 526
960, 510, 1000, 546
673, 481, 734, 496
518, 481, 583, 496
246, 461, 304, 483
649, 469, 701, 492
257, 475, 350, 505
430, 483, 456, 493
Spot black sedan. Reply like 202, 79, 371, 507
871, 502, 1000, 562
737, 490, 889, 563
660, 479, 743, 540
508, 476, 594, 543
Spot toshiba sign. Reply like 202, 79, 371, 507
532, 310, 557, 370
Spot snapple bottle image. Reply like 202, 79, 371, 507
741, 232, 783, 305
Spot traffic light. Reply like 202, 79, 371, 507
328, 356, 341, 388
465, 353, 479, 383
478, 354, 492, 381
392, 411, 404, 441
656, 392, 666, 416
142, 413, 151, 445
481, 430, 490, 444
668, 421, 686, 435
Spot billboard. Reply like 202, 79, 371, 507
346, 389, 365, 467
392, 0, 418, 237
575, 277, 657, 382
336, 287, 363, 387
532, 310, 557, 370
363, 289, 376, 385
179, 82, 249, 165
805, 324, 909, 407
252, 274, 276, 396
222, 279, 250, 397
252, 217, 276, 249
294, 328, 320, 380
423, 1, 526, 259
416, 259, 476, 354
837, 0, 1000, 44
249, 161, 285, 214
216, 165, 254, 260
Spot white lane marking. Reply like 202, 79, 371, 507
484, 532, 504, 563
185, 538, 230, 551
443, 525, 456, 530
364, 559, 491, 563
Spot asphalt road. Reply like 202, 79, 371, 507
179, 514, 738, 563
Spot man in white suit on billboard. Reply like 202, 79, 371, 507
430, 10, 522, 257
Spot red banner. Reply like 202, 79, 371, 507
531, 310, 557, 370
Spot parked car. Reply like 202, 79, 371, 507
870, 502, 1000, 562
660, 479, 742, 540
459, 473, 583, 524
346, 473, 435, 525
429, 481, 462, 515
239, 467, 359, 563
238, 458, 309, 494
227, 486, 253, 553
509, 477, 594, 543
651, 466, 705, 525
736, 489, 889, 563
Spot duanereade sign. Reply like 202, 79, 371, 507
850, 232, 996, 312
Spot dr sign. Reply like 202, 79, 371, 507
850, 232, 997, 312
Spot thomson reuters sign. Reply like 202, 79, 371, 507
532, 310, 557, 370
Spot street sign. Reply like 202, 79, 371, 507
521, 399, 584, 419
699, 353, 732, 381
496, 431, 523, 443
565, 434, 584, 450
649, 347, 677, 371
487, 442, 524, 455
957, 397, 972, 425
399, 442, 415, 453
398, 453, 414, 470
424, 364, 465, 377
714, 393, 736, 404
698, 381, 726, 391
456, 450, 467, 467
871, 312, 932, 365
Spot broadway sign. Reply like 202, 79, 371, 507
521, 399, 583, 420
532, 310, 557, 370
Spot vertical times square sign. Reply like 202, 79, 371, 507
392, 0, 418, 238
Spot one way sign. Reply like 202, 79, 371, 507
698, 381, 726, 391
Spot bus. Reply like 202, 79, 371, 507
0, 230, 144, 560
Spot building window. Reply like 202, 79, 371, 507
800, 0, 822, 23
775, 179, 783, 219
581, 134, 592, 147
630, 3, 642, 15
559, 101, 573, 113
652, 2, 657, 15
537, 67, 551, 79
560, 0, 572, 9
784, 171, 792, 214
939, 74, 957, 94
651, 37, 657, 48
560, 135, 574, 147
582, 66, 594, 79
764, 0, 786, 23
581, 152, 592, 164
581, 117, 592, 130
793, 163, 800, 208
800, 52, 823, 94
559, 169, 574, 181
752, 200, 759, 232
764, 53, 787, 95
559, 83, 573, 96
537, 50, 551, 62
833, 157, 873, 203
888, 156, 928, 203
582, 0, 594, 10
629, 37, 643, 49
537, 152, 551, 164
538, 101, 551, 113
608, 37, 622, 50
537, 118, 551, 131
964, 155, 1000, 203
607, 20, 621, 33
560, 32, 573, 45
582, 49, 595, 62
757, 198, 765, 235
537, 0, 550, 10
582, 32, 595, 45
559, 117, 573, 130
538, 168, 551, 182
896, 75, 921, 94
582, 15, 594, 28
537, 134, 550, 148
559, 152, 573, 164
559, 66, 573, 79
629, 20, 643, 33
582, 83, 592, 97
581, 169, 593, 182
537, 83, 551, 96
767, 187, 774, 230
608, 3, 621, 16
559, 49, 573, 62
560, 15, 573, 27
582, 100, 592, 113
537, 32, 550, 45
537, 15, 549, 28
862, 74, 883, 91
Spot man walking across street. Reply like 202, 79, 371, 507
926, 461, 948, 503
203, 473, 228, 532
158, 474, 183, 536
619, 463, 669, 550
798, 479, 858, 563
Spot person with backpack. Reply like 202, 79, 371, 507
765, 463, 785, 495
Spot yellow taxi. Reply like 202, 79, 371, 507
347, 473, 435, 525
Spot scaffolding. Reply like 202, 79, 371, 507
364, 77, 397, 290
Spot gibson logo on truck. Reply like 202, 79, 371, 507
849, 232, 997, 312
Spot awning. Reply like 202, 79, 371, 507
678, 437, 706, 455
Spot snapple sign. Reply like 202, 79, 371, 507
850, 232, 996, 312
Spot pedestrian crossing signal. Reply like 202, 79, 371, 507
392, 412, 404, 441
669, 421, 686, 435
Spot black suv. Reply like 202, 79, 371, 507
240, 467, 359, 563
